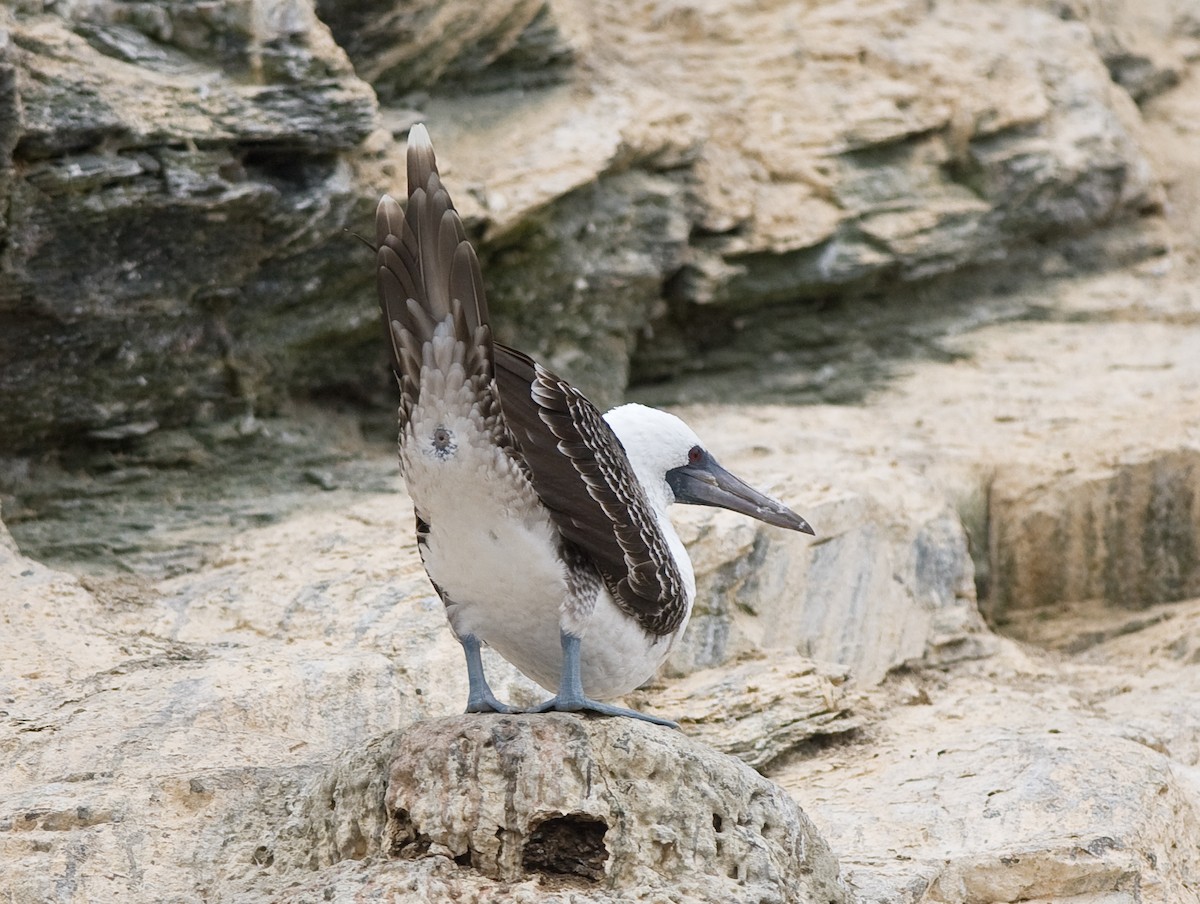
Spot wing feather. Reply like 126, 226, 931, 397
494, 343, 688, 636
375, 124, 496, 431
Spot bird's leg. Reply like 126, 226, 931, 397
459, 634, 520, 714
529, 631, 678, 728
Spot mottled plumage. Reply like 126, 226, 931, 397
493, 345, 688, 636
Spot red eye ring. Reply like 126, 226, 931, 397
688, 445, 703, 465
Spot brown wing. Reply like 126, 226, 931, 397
494, 343, 689, 636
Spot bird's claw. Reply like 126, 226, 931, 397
529, 694, 678, 729
465, 693, 522, 715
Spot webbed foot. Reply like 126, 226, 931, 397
466, 689, 521, 715
530, 630, 678, 728
529, 693, 677, 728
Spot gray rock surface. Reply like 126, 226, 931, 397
316, 0, 576, 100
661, 429, 991, 684
0, 1, 379, 451
0, 0, 1187, 448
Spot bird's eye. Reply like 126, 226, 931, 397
688, 445, 703, 465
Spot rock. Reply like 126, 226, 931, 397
638, 652, 865, 771
0, 3, 379, 452
371, 714, 849, 903
660, 409, 994, 685
1046, 0, 1194, 103
373, 88, 696, 407
479, 166, 691, 407
0, 0, 1181, 454
987, 449, 1200, 622
6, 335, 1200, 904
317, 0, 576, 100
1078, 597, 1200, 768
771, 641, 1200, 904
5, 3, 1200, 901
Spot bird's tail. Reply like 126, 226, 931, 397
375, 125, 493, 412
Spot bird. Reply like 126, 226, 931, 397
375, 124, 814, 727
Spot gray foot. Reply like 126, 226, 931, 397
532, 630, 678, 728
529, 693, 678, 728
465, 689, 521, 715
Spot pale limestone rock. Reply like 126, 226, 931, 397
0, 438, 972, 903
239, 714, 853, 903
1074, 597, 1200, 769
663, 414, 993, 685
5, 371, 1200, 904
3, 3, 1200, 902
638, 652, 865, 770
378, 714, 850, 903
772, 643, 1200, 904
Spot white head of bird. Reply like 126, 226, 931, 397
605, 403, 814, 535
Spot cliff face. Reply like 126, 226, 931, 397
0, 0, 1182, 449
0, 2, 380, 449
3, 1, 1200, 902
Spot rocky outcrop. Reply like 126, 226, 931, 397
409, 0, 1169, 398
0, 0, 1185, 449
640, 653, 864, 771
988, 449, 1200, 621
775, 636, 1200, 904
0, 500, 853, 903
315, 0, 576, 100
0, 1, 379, 451
4, 0, 1200, 902
374, 716, 846, 902
8, 258, 1200, 898
661, 430, 991, 685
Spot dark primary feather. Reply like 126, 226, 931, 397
494, 344, 689, 636
375, 124, 493, 428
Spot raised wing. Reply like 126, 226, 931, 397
494, 343, 689, 636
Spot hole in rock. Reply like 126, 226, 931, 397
238, 145, 339, 190
521, 813, 609, 881
386, 807, 429, 860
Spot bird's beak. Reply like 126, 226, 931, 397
667, 458, 815, 535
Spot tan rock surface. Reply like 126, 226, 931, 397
639, 652, 865, 771
381, 715, 848, 902
772, 635, 1200, 903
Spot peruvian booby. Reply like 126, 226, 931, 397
375, 124, 814, 727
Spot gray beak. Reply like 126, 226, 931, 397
666, 456, 815, 535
